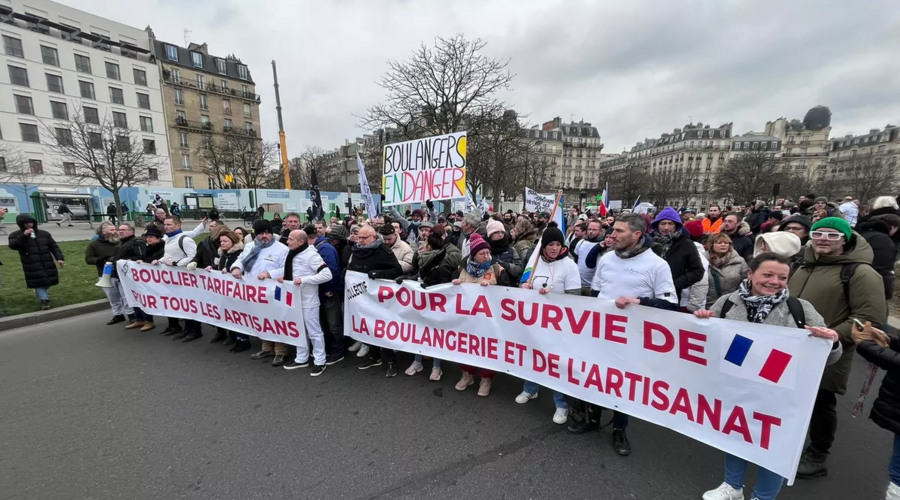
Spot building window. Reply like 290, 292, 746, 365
84, 106, 100, 124
55, 127, 73, 145
113, 112, 127, 128
165, 44, 178, 61
174, 88, 184, 105
75, 54, 91, 74
143, 139, 156, 154
79, 80, 95, 99
41, 45, 59, 66
149, 168, 159, 181
237, 64, 248, 80
8, 65, 29, 87
216, 58, 226, 74
181, 153, 191, 169
140, 116, 153, 132
179, 132, 189, 148
88, 132, 102, 149
50, 101, 68, 120
201, 115, 210, 125
199, 94, 209, 110
224, 118, 233, 131
29, 159, 44, 174
171, 68, 180, 81
223, 100, 232, 115
112, 135, 129, 152
245, 122, 253, 133
109, 87, 125, 105
197, 74, 205, 88
184, 176, 194, 188
3, 35, 23, 57
734, 142, 741, 150
191, 51, 203, 68
133, 68, 147, 86
241, 84, 249, 96
14, 95, 34, 115
136, 92, 150, 110
63, 162, 76, 176
46, 73, 64, 93
243, 103, 251, 118
20, 123, 40, 143
801, 148, 808, 155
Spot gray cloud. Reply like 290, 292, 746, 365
64, 0, 900, 155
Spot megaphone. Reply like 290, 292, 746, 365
96, 262, 114, 288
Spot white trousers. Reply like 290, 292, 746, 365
103, 278, 134, 316
295, 306, 326, 366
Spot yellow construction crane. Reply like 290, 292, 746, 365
272, 60, 291, 189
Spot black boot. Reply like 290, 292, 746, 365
222, 330, 237, 347
209, 329, 228, 343
230, 340, 251, 353
797, 447, 828, 478
41, 300, 51, 311
612, 429, 631, 456
107, 315, 126, 325
567, 400, 599, 434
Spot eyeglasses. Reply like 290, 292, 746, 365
810, 231, 843, 241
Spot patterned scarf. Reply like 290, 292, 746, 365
737, 279, 788, 324
709, 249, 734, 269
652, 231, 677, 259
465, 257, 493, 278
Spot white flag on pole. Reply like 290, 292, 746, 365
356, 153, 379, 217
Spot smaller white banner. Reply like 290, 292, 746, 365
525, 188, 555, 213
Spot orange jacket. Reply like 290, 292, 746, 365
702, 217, 722, 234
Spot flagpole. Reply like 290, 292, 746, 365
525, 189, 563, 286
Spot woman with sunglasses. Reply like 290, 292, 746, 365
516, 227, 582, 424
695, 252, 842, 500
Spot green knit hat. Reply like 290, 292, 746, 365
811, 217, 851, 241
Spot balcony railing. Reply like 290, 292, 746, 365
162, 73, 261, 102
174, 117, 214, 133
223, 126, 258, 138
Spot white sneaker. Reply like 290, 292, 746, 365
552, 407, 568, 424
887, 482, 900, 500
405, 361, 424, 376
347, 341, 362, 352
702, 482, 744, 500
515, 391, 538, 404
429, 367, 442, 381
356, 344, 370, 358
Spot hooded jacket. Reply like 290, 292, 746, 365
705, 249, 749, 308
789, 233, 887, 394
313, 235, 343, 296
192, 234, 220, 269
8, 214, 64, 288
857, 219, 898, 299
651, 208, 704, 298
513, 229, 538, 262
415, 243, 461, 287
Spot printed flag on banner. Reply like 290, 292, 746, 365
356, 153, 379, 218
273, 286, 294, 307
521, 190, 563, 283
309, 168, 324, 220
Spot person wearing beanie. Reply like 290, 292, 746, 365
516, 226, 581, 424
753, 232, 801, 259
451, 232, 509, 396
390, 203, 436, 249
486, 218, 523, 283
789, 216, 887, 478
760, 211, 784, 233
206, 228, 247, 350
650, 207, 704, 302
683, 220, 704, 241
405, 223, 461, 380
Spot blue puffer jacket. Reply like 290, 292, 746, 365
314, 235, 343, 296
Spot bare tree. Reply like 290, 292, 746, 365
465, 110, 532, 200
712, 151, 784, 206
0, 143, 46, 213
837, 156, 898, 203
196, 134, 277, 190
606, 162, 647, 209
42, 107, 164, 221
647, 168, 679, 207
672, 167, 701, 208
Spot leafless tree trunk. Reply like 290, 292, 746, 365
836, 155, 898, 204
196, 134, 277, 190
712, 151, 784, 206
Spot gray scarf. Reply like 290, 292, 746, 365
615, 235, 651, 259
240, 236, 276, 272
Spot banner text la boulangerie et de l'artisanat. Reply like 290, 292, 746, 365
343, 271, 832, 483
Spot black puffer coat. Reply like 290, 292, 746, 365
111, 235, 147, 278
858, 339, 900, 435
415, 243, 461, 288
347, 242, 403, 280
193, 236, 219, 269
858, 219, 898, 299
8, 214, 64, 288
489, 234, 523, 284
652, 228, 704, 298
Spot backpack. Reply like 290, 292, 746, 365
720, 296, 806, 329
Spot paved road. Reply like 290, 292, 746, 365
0, 312, 893, 499
1, 219, 210, 244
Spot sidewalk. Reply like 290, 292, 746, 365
0, 218, 208, 244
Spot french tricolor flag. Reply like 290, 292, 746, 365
274, 286, 294, 307
719, 333, 797, 387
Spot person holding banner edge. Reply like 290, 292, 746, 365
694, 252, 841, 500
517, 227, 581, 424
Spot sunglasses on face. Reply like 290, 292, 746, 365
810, 231, 843, 241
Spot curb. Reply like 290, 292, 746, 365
0, 299, 109, 332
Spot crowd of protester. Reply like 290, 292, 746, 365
7, 192, 900, 499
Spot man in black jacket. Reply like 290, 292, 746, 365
9, 214, 65, 310
114, 223, 157, 332
858, 215, 899, 300
349, 225, 404, 377
86, 222, 132, 325
650, 207, 704, 302
721, 212, 753, 262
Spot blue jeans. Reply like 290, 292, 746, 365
414, 354, 442, 368
35, 287, 49, 301
133, 307, 153, 322
890, 434, 900, 487
724, 453, 784, 500
522, 381, 567, 409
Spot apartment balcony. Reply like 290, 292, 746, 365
162, 73, 261, 102
223, 127, 260, 139
173, 117, 214, 133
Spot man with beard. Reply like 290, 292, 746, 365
458, 211, 482, 258
86, 222, 132, 325
650, 208, 705, 302
326, 224, 352, 270
390, 201, 437, 248
721, 212, 753, 262
571, 213, 678, 457
702, 205, 723, 234
780, 214, 812, 270
350, 226, 404, 376
278, 212, 303, 245
534, 212, 549, 232
566, 221, 586, 247
486, 219, 523, 284
572, 220, 603, 296
115, 223, 157, 332
381, 224, 414, 276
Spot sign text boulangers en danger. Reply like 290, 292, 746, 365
342, 271, 833, 484
381, 131, 467, 206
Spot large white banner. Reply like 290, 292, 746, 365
524, 187, 555, 213
343, 271, 831, 483
117, 262, 307, 346
382, 131, 467, 206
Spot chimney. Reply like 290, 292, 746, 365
870, 128, 881, 134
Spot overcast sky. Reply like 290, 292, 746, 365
65, 0, 900, 155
